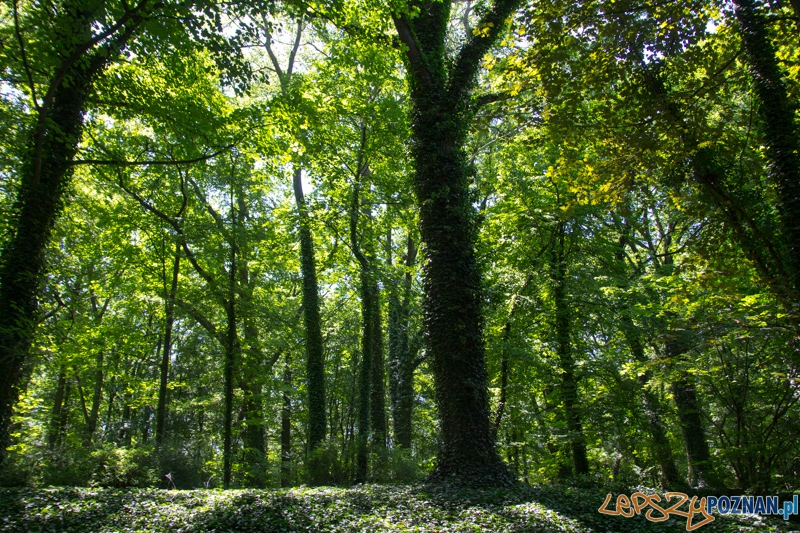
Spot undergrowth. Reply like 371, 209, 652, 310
0, 483, 796, 532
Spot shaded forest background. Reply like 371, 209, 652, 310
0, 0, 799, 494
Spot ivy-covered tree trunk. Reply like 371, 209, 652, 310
77, 350, 105, 447
734, 0, 800, 299
355, 267, 374, 484
236, 193, 267, 487
392, 0, 519, 485
292, 168, 327, 483
281, 356, 292, 488
0, 47, 106, 464
388, 235, 417, 450
620, 318, 682, 488
666, 336, 722, 489
156, 244, 181, 448
550, 223, 590, 476
223, 243, 238, 488
0, 0, 156, 465
369, 285, 387, 450
47, 367, 69, 448
351, 177, 375, 482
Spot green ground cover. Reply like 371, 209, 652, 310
0, 484, 795, 533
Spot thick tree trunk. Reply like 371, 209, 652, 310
734, 0, 800, 298
0, 47, 105, 463
393, 0, 519, 486
410, 97, 507, 483
156, 244, 181, 448
550, 224, 590, 476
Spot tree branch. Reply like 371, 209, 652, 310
71, 144, 235, 167
392, 14, 434, 90
447, 0, 521, 102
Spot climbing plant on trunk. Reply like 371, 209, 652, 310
391, 0, 521, 484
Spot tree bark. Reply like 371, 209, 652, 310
369, 284, 387, 450
354, 268, 374, 483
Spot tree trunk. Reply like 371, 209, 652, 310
392, 0, 518, 484
369, 283, 386, 450
734, 0, 800, 298
667, 337, 722, 489
0, 32, 107, 463
222, 252, 237, 488
550, 223, 590, 476
281, 356, 292, 488
237, 192, 267, 487
292, 168, 326, 479
620, 318, 683, 488
350, 174, 375, 483
156, 244, 181, 448
47, 367, 68, 448
388, 235, 417, 450
0, 0, 146, 463
355, 265, 374, 484
83, 351, 104, 446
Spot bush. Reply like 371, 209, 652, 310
89, 444, 156, 488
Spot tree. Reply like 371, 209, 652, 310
0, 0, 246, 465
390, 0, 521, 485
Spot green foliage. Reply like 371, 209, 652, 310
0, 484, 796, 533
89, 444, 158, 489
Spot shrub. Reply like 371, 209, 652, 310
89, 444, 156, 488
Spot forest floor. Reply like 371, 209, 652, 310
0, 483, 797, 533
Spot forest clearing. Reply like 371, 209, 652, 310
1, 0, 800, 530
